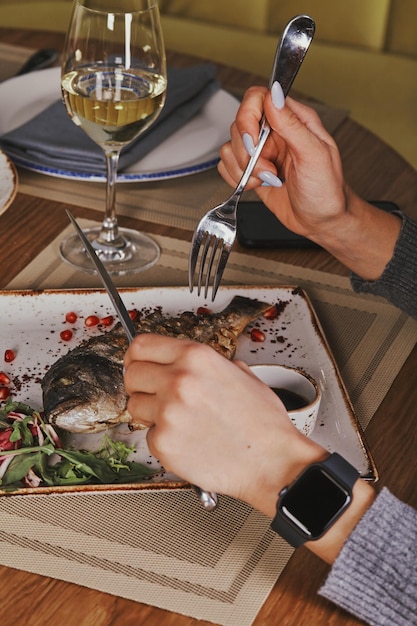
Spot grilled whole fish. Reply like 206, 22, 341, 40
41, 296, 273, 434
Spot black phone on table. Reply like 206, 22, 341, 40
236, 200, 400, 248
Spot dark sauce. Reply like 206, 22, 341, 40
271, 387, 308, 411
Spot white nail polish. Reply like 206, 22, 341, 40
242, 132, 256, 156
259, 171, 282, 187
271, 81, 285, 110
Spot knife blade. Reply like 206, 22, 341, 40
66, 211, 218, 511
66, 211, 136, 342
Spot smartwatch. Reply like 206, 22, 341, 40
271, 452, 360, 547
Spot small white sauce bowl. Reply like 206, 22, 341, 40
249, 364, 321, 436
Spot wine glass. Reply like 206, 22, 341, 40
60, 0, 167, 275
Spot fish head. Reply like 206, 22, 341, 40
51, 398, 131, 434
42, 352, 129, 433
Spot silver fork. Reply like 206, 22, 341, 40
188, 15, 315, 300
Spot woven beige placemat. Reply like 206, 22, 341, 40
0, 492, 291, 626
1, 220, 416, 625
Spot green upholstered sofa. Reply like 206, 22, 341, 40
1, 0, 416, 169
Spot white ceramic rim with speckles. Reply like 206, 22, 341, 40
249, 363, 322, 437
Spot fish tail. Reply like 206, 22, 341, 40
220, 296, 273, 332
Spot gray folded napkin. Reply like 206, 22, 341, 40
0, 64, 219, 175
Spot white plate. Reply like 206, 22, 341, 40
0, 149, 17, 215
0, 67, 239, 182
0, 286, 377, 496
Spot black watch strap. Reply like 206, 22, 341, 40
321, 452, 360, 484
271, 453, 360, 548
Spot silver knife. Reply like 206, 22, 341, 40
66, 210, 218, 512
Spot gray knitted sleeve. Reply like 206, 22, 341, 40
350, 212, 417, 319
319, 488, 417, 625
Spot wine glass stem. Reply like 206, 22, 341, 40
96, 150, 126, 249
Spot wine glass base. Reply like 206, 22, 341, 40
59, 227, 160, 276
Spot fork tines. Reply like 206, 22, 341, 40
189, 229, 230, 300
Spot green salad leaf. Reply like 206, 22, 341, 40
0, 399, 158, 491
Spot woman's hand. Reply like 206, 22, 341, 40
218, 86, 349, 240
124, 334, 376, 563
124, 333, 325, 517
218, 83, 401, 280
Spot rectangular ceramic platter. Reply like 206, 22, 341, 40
0, 285, 377, 496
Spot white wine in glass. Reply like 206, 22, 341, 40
60, 0, 167, 275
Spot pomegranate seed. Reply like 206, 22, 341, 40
197, 306, 211, 315
250, 328, 265, 342
65, 311, 78, 324
60, 329, 73, 342
0, 372, 11, 385
85, 315, 100, 327
4, 349, 15, 363
263, 304, 279, 320
100, 315, 114, 327
0, 387, 11, 400
128, 309, 138, 321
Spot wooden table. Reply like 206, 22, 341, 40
1, 27, 417, 626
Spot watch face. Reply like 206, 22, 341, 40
279, 466, 351, 538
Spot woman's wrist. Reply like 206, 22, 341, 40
241, 430, 376, 565
309, 190, 402, 280
242, 432, 328, 520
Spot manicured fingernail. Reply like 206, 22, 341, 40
271, 81, 285, 110
259, 171, 282, 187
242, 132, 256, 156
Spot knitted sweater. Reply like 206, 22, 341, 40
320, 489, 417, 625
351, 211, 417, 319
319, 213, 417, 624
